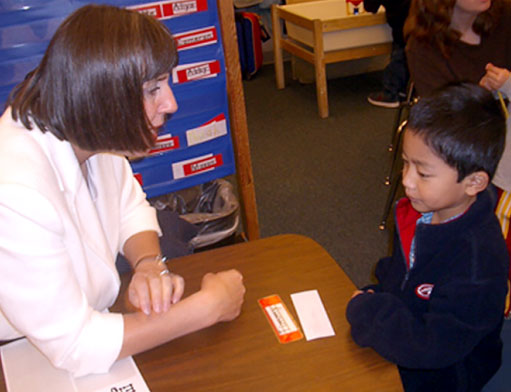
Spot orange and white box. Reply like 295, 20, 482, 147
258, 295, 304, 344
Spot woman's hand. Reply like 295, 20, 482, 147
128, 259, 185, 315
480, 63, 510, 91
200, 269, 246, 322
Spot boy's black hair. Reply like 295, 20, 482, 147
407, 82, 506, 181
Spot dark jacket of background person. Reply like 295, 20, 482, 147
364, 0, 411, 46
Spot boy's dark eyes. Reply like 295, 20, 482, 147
402, 160, 430, 178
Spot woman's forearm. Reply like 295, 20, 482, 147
118, 268, 245, 359
119, 289, 218, 358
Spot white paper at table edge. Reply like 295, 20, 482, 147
1, 338, 150, 392
74, 356, 150, 392
290, 289, 335, 341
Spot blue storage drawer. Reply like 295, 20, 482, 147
0, 0, 235, 198
0, 1, 70, 107
156, 109, 232, 150
127, 0, 216, 28
131, 141, 235, 198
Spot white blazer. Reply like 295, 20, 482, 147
0, 109, 161, 376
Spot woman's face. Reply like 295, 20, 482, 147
143, 73, 178, 132
454, 0, 491, 15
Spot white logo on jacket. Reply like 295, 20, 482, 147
415, 283, 434, 300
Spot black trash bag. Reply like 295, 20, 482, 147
150, 179, 240, 249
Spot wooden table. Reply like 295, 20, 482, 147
0, 234, 402, 391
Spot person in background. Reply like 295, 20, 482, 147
365, 0, 411, 108
405, 0, 511, 319
0, 4, 245, 377
405, 0, 511, 97
347, 83, 508, 391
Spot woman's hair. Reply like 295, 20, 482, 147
8, 4, 178, 152
404, 0, 502, 57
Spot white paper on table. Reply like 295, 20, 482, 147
290, 289, 336, 341
1, 338, 150, 392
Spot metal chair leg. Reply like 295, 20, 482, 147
387, 81, 415, 152
384, 120, 407, 186
388, 103, 406, 153
381, 81, 417, 229
379, 172, 402, 230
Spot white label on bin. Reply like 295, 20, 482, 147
149, 133, 180, 155
186, 114, 227, 146
172, 60, 221, 84
128, 0, 208, 20
174, 27, 217, 51
172, 153, 223, 179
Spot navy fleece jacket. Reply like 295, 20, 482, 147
346, 189, 508, 391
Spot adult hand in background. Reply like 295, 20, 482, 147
480, 63, 510, 91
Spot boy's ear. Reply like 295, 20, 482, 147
464, 171, 489, 196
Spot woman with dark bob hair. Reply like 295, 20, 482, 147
0, 4, 245, 376
405, 0, 511, 318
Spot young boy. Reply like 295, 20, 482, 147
346, 83, 509, 391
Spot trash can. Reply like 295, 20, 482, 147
150, 179, 240, 249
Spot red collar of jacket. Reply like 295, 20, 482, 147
395, 198, 421, 269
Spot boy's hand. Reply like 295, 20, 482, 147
479, 63, 510, 91
350, 289, 374, 299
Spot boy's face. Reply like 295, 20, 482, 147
401, 129, 477, 224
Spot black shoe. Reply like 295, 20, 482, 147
367, 91, 400, 109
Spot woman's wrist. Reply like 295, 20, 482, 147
194, 289, 221, 326
499, 74, 511, 98
134, 254, 168, 272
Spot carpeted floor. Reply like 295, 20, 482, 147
242, 64, 401, 288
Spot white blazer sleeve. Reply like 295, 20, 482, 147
112, 157, 161, 251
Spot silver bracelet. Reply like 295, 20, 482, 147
134, 254, 169, 274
